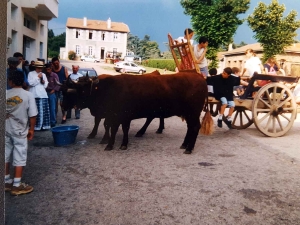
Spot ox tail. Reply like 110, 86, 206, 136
200, 96, 214, 135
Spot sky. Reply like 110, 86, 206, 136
48, 0, 300, 52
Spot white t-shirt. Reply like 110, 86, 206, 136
175, 36, 194, 45
194, 45, 207, 68
6, 88, 38, 138
28, 70, 49, 98
69, 73, 83, 81
244, 56, 262, 77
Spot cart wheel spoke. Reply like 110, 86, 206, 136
252, 83, 296, 137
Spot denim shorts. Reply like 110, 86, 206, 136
5, 135, 28, 166
220, 97, 235, 108
200, 66, 209, 78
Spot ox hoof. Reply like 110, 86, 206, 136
135, 133, 144, 137
87, 134, 96, 139
100, 139, 109, 144
104, 146, 113, 151
155, 129, 163, 134
183, 150, 192, 154
180, 144, 187, 149
119, 145, 127, 150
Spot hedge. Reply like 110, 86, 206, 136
142, 59, 177, 72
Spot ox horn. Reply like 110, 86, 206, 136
54, 78, 63, 86
67, 88, 77, 93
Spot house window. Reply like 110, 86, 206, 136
88, 46, 93, 55
40, 24, 44, 36
113, 48, 117, 58
24, 18, 30, 29
89, 31, 93, 40
39, 42, 43, 58
23, 14, 36, 31
11, 3, 17, 20
76, 30, 79, 38
101, 32, 105, 41
113, 33, 118, 41
76, 45, 80, 55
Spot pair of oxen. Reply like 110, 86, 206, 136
58, 70, 213, 154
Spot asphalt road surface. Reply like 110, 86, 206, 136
5, 61, 300, 224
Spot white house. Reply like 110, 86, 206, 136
7, 0, 58, 61
60, 17, 130, 61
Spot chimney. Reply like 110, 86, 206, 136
228, 43, 233, 51
107, 17, 111, 29
83, 17, 87, 26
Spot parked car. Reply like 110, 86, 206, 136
78, 68, 98, 78
80, 55, 100, 63
114, 61, 146, 74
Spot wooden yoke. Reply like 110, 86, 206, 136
168, 31, 200, 74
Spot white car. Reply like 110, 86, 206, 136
114, 61, 146, 74
80, 55, 100, 63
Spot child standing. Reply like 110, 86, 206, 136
207, 67, 240, 129
5, 70, 38, 195
194, 36, 209, 78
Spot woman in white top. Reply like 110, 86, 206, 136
241, 49, 264, 77
194, 36, 209, 78
27, 61, 51, 130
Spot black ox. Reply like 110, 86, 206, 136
63, 71, 212, 154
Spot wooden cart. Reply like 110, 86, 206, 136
168, 33, 300, 137
208, 74, 300, 137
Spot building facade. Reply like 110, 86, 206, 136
222, 43, 300, 77
7, 0, 58, 61
60, 17, 130, 61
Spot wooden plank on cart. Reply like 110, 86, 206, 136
168, 31, 200, 74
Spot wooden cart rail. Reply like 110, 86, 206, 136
240, 74, 299, 100
167, 33, 200, 74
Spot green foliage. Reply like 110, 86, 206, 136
180, 0, 250, 67
247, 0, 300, 62
142, 59, 177, 71
127, 33, 161, 59
48, 30, 66, 58
68, 50, 76, 60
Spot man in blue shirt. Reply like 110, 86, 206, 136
6, 57, 28, 90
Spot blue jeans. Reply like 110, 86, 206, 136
220, 97, 235, 108
47, 92, 57, 126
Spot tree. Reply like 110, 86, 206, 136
247, 0, 300, 62
48, 31, 66, 58
180, 0, 250, 68
127, 34, 160, 59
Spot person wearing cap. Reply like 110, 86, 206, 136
5, 70, 38, 196
27, 61, 51, 130
6, 57, 29, 90
45, 64, 60, 127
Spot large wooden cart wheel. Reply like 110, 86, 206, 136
223, 106, 253, 129
252, 83, 297, 137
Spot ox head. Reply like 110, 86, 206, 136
61, 73, 98, 111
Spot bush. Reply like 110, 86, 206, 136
68, 50, 76, 60
142, 59, 177, 71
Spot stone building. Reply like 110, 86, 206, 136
7, 0, 58, 61
221, 43, 300, 76
60, 17, 130, 61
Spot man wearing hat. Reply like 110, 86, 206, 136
6, 57, 28, 90
27, 61, 51, 130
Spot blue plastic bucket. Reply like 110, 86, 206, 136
51, 125, 79, 146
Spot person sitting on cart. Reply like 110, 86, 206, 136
206, 67, 240, 129
232, 67, 248, 97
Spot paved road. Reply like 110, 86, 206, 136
5, 62, 300, 224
